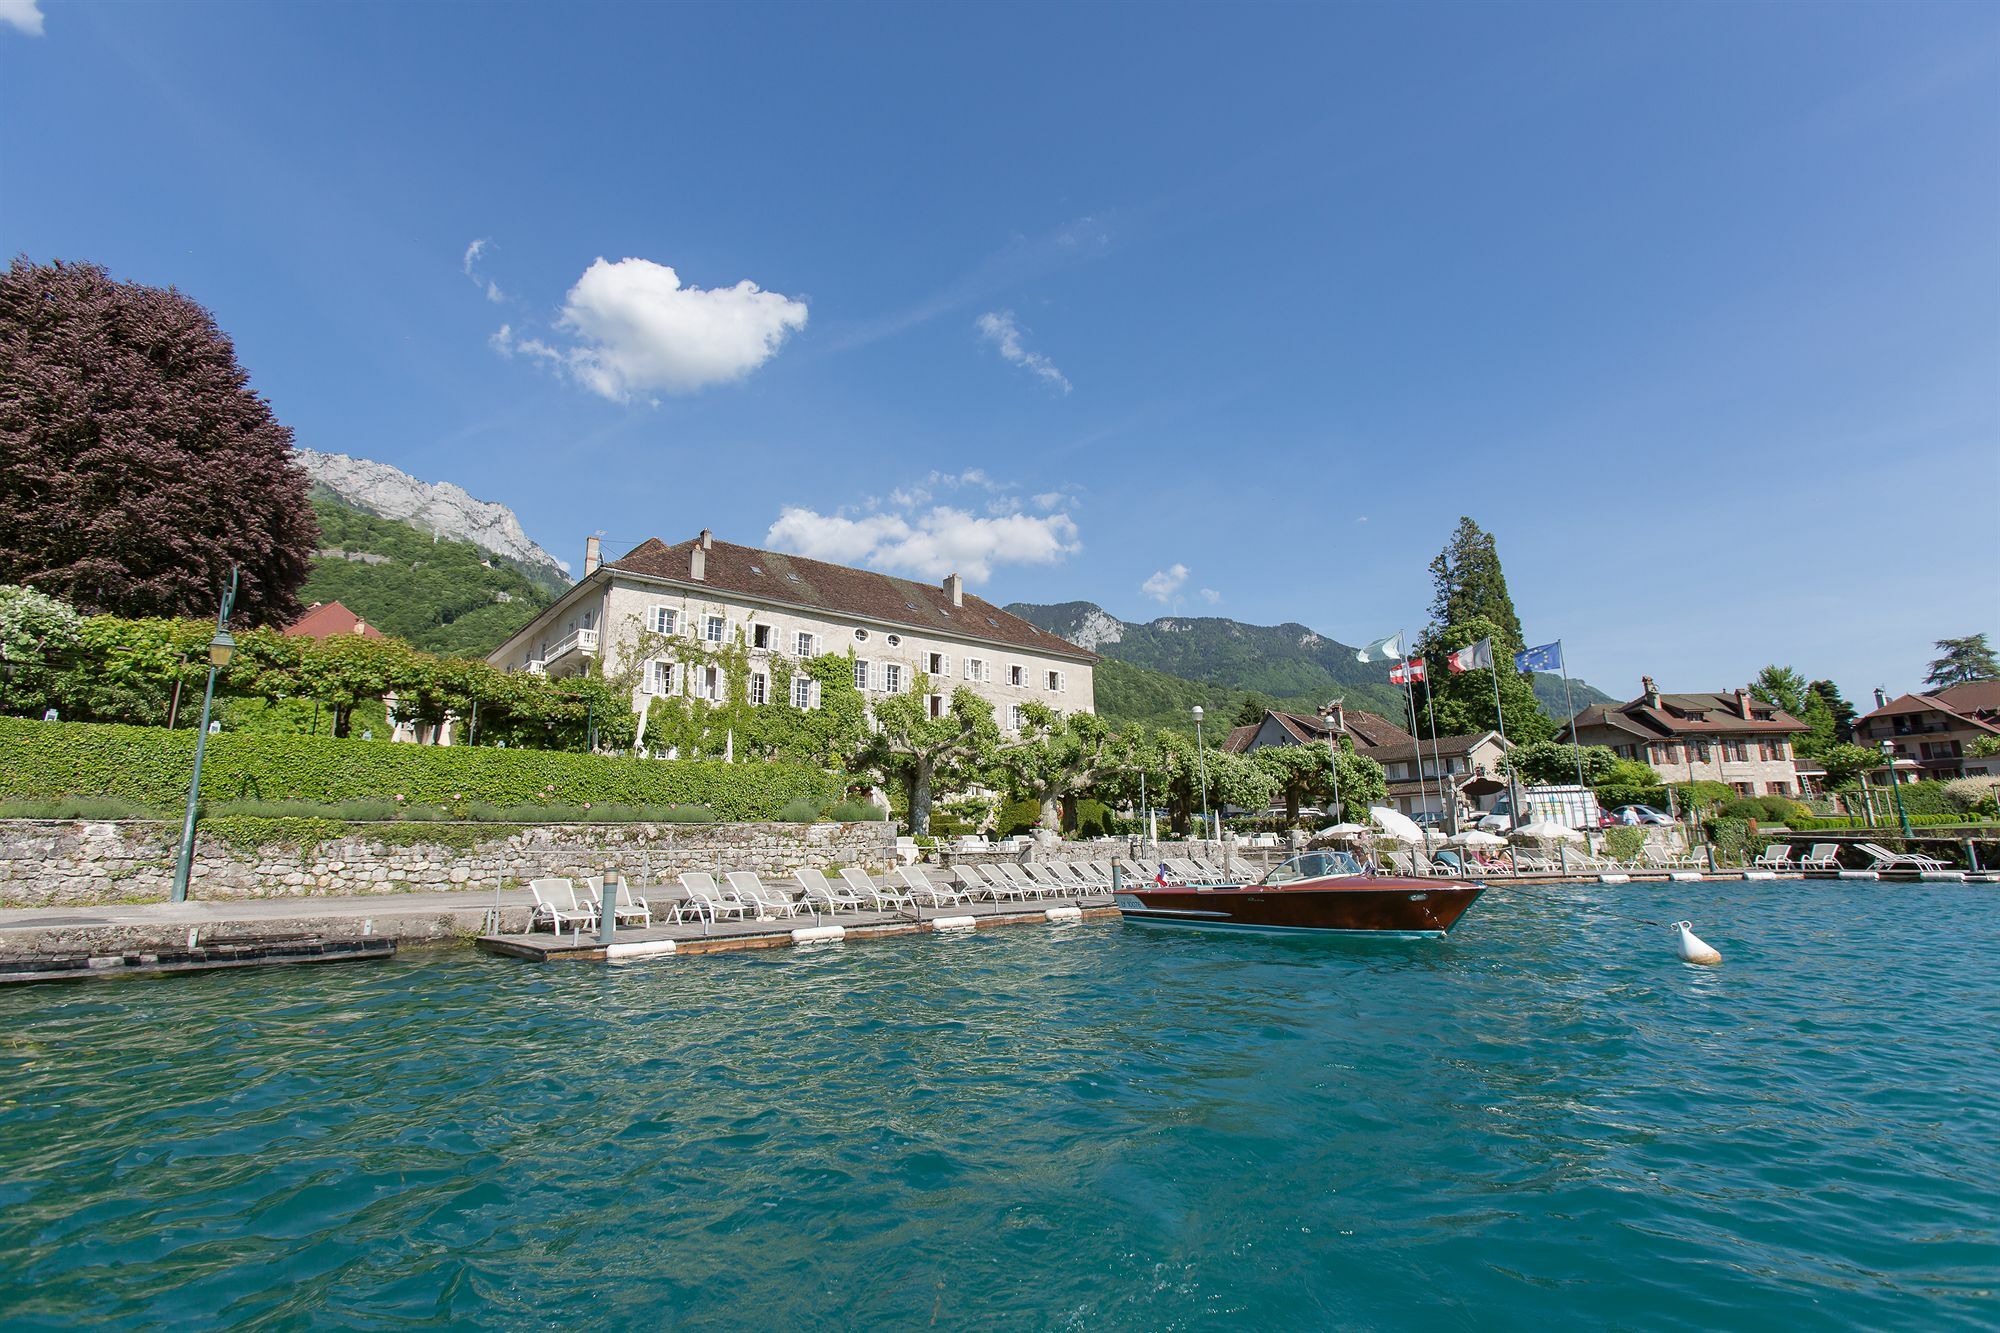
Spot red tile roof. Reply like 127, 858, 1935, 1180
1573, 690, 1806, 739
283, 601, 383, 641
1858, 688, 2000, 735
604, 535, 1097, 662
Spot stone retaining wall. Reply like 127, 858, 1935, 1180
0, 819, 897, 908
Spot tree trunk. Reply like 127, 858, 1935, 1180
1040, 795, 1061, 831
332, 704, 352, 738
909, 761, 934, 835
1284, 788, 1301, 824
1060, 793, 1078, 832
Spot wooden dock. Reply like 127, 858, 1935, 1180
478, 893, 1122, 962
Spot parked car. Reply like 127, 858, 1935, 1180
1604, 804, 1674, 826
1412, 811, 1449, 829
1475, 810, 1514, 833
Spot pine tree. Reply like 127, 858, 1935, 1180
1427, 517, 1524, 652
1924, 634, 1999, 688
1808, 680, 1856, 744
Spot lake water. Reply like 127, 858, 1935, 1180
2, 880, 1996, 1329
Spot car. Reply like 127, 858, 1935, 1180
1475, 810, 1514, 833
1411, 810, 1449, 829
1604, 804, 1674, 826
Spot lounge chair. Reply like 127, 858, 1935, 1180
580, 874, 653, 927
897, 865, 971, 907
960, 864, 1028, 901
1753, 845, 1796, 871
725, 871, 804, 918
838, 867, 914, 911
528, 877, 597, 934
679, 872, 753, 923
1858, 842, 1946, 872
1800, 843, 1842, 871
993, 863, 1052, 898
795, 868, 867, 915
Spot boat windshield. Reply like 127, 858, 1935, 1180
1261, 851, 1362, 885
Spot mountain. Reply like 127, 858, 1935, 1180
296, 449, 570, 591
1008, 601, 1615, 729
299, 499, 562, 657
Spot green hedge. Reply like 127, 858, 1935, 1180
1789, 812, 1995, 831
0, 716, 840, 819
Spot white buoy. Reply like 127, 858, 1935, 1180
1670, 920, 1722, 965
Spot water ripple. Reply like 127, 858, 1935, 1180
2, 880, 1997, 1328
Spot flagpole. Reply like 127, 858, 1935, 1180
1424, 676, 1452, 834
1398, 632, 1436, 842
1559, 640, 1586, 800
1490, 650, 1519, 829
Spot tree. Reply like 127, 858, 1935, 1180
997, 704, 1123, 831
1233, 692, 1275, 728
1925, 634, 1998, 688
0, 583, 82, 718
856, 677, 1000, 835
1817, 742, 1885, 791
1808, 680, 1857, 745
1970, 735, 2000, 759
1252, 744, 1335, 824
1503, 739, 1617, 787
1427, 517, 1524, 650
1753, 664, 1836, 759
1592, 758, 1667, 809
0, 258, 317, 626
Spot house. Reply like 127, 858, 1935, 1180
1222, 703, 1510, 822
1854, 681, 2000, 781
281, 600, 382, 641
488, 531, 1097, 748
1569, 676, 1808, 796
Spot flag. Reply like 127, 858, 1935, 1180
1356, 633, 1402, 663
1515, 641, 1562, 673
1390, 658, 1427, 686
1446, 638, 1494, 673
1155, 863, 1170, 887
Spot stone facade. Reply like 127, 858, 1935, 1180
0, 819, 896, 910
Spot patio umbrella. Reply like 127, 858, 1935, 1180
1368, 806, 1425, 843
1446, 829, 1508, 848
1515, 819, 1584, 842
1318, 822, 1370, 838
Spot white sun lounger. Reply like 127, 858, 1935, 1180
838, 867, 914, 911
579, 874, 653, 927
1858, 842, 1946, 872
795, 868, 867, 914
528, 877, 596, 934
896, 865, 971, 907
1754, 845, 1795, 871
678, 871, 753, 923
725, 871, 804, 918
1800, 843, 1842, 870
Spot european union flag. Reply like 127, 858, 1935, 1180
1515, 641, 1563, 673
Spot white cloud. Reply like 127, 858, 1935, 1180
492, 257, 807, 402
1142, 564, 1190, 603
976, 310, 1071, 393
1031, 491, 1064, 511
767, 502, 1079, 584
0, 1, 44, 36
1199, 588, 1221, 605
462, 238, 504, 302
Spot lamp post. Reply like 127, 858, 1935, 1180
171, 565, 239, 904
1320, 703, 1343, 822
1880, 738, 1913, 838
1191, 705, 1212, 843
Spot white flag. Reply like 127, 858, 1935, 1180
1355, 633, 1402, 664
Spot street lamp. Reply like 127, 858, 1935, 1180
171, 566, 238, 904
1319, 703, 1343, 822
1191, 705, 1211, 842
1880, 738, 1913, 838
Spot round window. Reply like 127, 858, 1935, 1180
887, 634, 901, 646
854, 628, 869, 641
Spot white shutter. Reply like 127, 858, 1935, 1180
940, 655, 952, 678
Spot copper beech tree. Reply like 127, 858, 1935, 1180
0, 257, 317, 627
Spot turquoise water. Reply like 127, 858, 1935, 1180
2, 881, 1996, 1330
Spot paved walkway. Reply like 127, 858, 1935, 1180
0, 887, 535, 954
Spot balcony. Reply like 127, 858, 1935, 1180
539, 628, 599, 676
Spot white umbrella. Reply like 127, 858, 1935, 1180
1446, 829, 1508, 848
1318, 822, 1369, 838
1368, 805, 1424, 843
1515, 819, 1584, 842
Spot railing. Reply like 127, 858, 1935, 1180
546, 628, 599, 662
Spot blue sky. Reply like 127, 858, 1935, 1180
3, 0, 1995, 706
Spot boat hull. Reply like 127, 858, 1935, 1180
1116, 876, 1484, 937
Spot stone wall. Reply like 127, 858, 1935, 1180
0, 819, 896, 909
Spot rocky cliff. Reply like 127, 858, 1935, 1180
295, 450, 570, 585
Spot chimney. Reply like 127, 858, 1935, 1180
1329, 701, 1346, 735
1874, 687, 1889, 709
1735, 686, 1753, 719
584, 536, 601, 577
699, 529, 713, 550
1641, 675, 1659, 708
690, 544, 706, 582
943, 572, 963, 608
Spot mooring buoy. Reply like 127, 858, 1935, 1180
1670, 920, 1722, 965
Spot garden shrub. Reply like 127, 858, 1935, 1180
775, 798, 823, 823
1602, 826, 1648, 861
995, 796, 1042, 838
0, 716, 839, 819
1070, 798, 1116, 838
1702, 816, 1754, 863
825, 799, 886, 822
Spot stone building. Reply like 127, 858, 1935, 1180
489, 531, 1096, 743
1569, 677, 1807, 797
1222, 704, 1511, 822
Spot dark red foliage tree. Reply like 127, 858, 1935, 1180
0, 257, 318, 627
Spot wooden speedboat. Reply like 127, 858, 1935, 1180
1116, 850, 1484, 938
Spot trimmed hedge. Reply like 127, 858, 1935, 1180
0, 716, 840, 820
1789, 812, 1996, 831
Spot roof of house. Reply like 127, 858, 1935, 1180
602, 535, 1098, 662
283, 600, 383, 641
1572, 690, 1807, 739
1363, 732, 1503, 766
1263, 708, 1414, 749
1221, 724, 1259, 754
1859, 687, 2000, 735
1933, 680, 2000, 716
